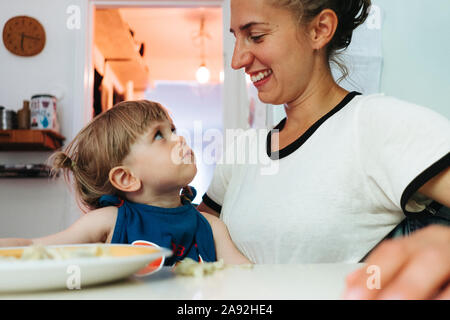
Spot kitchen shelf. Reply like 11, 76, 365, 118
0, 129, 65, 151
0, 164, 53, 178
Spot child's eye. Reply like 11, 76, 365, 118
154, 131, 163, 140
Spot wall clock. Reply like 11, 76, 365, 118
2, 16, 46, 57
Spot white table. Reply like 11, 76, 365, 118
0, 263, 362, 300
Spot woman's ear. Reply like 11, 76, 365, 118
308, 9, 338, 51
109, 166, 141, 193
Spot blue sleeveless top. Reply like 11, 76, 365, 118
99, 193, 217, 266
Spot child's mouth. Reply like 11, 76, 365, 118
182, 149, 194, 160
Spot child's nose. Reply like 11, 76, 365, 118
179, 135, 186, 146
173, 133, 186, 146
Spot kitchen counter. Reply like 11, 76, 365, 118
0, 263, 362, 300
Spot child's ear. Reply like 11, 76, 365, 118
109, 166, 141, 192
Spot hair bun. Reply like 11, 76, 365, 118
50, 151, 74, 171
331, 0, 372, 51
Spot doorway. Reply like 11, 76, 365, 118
86, 1, 224, 203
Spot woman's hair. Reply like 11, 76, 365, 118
268, 0, 371, 80
50, 100, 169, 211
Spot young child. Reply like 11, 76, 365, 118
0, 100, 250, 267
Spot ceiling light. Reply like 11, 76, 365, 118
196, 64, 210, 84
193, 16, 211, 84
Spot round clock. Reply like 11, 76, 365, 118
2, 16, 46, 57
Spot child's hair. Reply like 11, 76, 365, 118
51, 100, 170, 211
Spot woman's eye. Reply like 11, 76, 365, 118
250, 34, 265, 43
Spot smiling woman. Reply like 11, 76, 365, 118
198, 0, 450, 300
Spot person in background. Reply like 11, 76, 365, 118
198, 0, 450, 299
0, 100, 250, 268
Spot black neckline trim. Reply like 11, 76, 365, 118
202, 193, 222, 214
266, 91, 361, 160
401, 152, 450, 216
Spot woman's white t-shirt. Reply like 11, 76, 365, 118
203, 93, 450, 264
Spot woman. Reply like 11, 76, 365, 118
198, 0, 450, 299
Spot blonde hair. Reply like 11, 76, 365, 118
50, 100, 169, 211
267, 0, 371, 80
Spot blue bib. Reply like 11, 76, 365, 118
99, 194, 216, 266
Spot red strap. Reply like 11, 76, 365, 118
116, 198, 124, 208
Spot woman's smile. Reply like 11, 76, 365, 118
249, 69, 273, 88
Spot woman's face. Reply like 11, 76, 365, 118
230, 0, 315, 105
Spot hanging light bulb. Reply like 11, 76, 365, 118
194, 15, 211, 84
196, 63, 210, 84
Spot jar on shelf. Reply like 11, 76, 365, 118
17, 100, 31, 129
30, 94, 60, 132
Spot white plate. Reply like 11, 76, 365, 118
0, 244, 172, 292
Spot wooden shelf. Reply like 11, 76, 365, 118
95, 9, 149, 91
0, 130, 65, 151
0, 164, 53, 178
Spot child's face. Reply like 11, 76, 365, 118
123, 119, 197, 194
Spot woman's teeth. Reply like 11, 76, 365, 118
251, 69, 272, 83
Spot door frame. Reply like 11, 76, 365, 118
72, 0, 225, 138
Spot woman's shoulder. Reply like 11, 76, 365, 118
353, 93, 449, 123
355, 93, 439, 113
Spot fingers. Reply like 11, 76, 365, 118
377, 245, 450, 299
343, 238, 411, 299
343, 225, 450, 300
435, 283, 450, 300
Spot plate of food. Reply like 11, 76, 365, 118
0, 244, 172, 292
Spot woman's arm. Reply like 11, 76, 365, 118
199, 212, 251, 265
343, 167, 450, 300
343, 225, 450, 300
0, 206, 117, 247
418, 167, 450, 207
197, 202, 220, 218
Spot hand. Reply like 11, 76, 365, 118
343, 225, 450, 300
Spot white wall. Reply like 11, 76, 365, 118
374, 0, 450, 118
271, 0, 450, 126
0, 0, 84, 237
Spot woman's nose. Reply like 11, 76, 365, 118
231, 40, 253, 70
